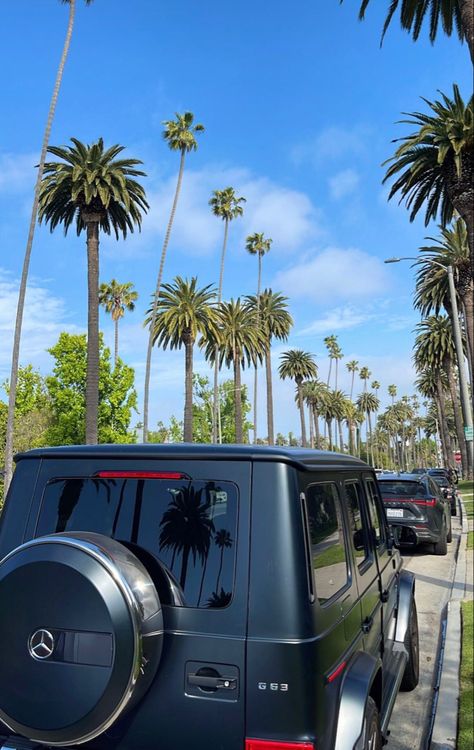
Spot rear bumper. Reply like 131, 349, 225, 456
388, 519, 439, 546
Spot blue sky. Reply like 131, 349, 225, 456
0, 0, 471, 437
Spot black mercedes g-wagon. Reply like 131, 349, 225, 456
0, 445, 418, 750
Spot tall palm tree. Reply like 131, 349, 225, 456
414, 219, 474, 371
145, 277, 218, 443
330, 389, 349, 451
143, 112, 204, 441
414, 315, 472, 477
278, 350, 318, 447
4, 0, 94, 493
345, 0, 473, 62
301, 380, 329, 449
246, 232, 272, 444
209, 188, 246, 442
245, 289, 293, 444
371, 380, 381, 465
388, 384, 397, 405
416, 366, 452, 468
356, 392, 380, 466
159, 485, 215, 591
202, 299, 262, 443
38, 137, 148, 444
324, 335, 338, 386
99, 279, 138, 366
346, 360, 359, 400
359, 366, 371, 394
383, 86, 474, 269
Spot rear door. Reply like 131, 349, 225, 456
29, 457, 251, 750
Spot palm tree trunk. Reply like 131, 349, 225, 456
313, 409, 320, 449
327, 420, 333, 451
446, 361, 470, 476
265, 346, 275, 445
461, 292, 474, 384
213, 218, 229, 443
253, 253, 262, 443
84, 216, 100, 445
459, 0, 474, 63
114, 318, 119, 367
234, 352, 243, 443
297, 381, 307, 447
183, 336, 194, 443
350, 373, 355, 400
143, 148, 186, 441
3, 0, 76, 493
338, 420, 344, 453
308, 408, 314, 448
367, 412, 374, 466
436, 381, 451, 467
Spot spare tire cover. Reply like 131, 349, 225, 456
0, 532, 163, 746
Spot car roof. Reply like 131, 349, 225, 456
15, 443, 370, 472
377, 472, 426, 481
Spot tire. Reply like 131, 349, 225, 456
433, 524, 448, 556
401, 600, 419, 691
451, 497, 457, 516
447, 517, 452, 543
0, 532, 163, 747
361, 696, 382, 750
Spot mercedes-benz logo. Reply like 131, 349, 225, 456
29, 628, 55, 660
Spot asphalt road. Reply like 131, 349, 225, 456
386, 510, 461, 750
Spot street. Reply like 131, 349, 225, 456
387, 510, 462, 750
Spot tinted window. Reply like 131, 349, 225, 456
365, 479, 385, 546
378, 480, 426, 498
345, 481, 369, 563
36, 477, 238, 609
306, 483, 349, 604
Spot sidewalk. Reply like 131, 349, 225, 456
430, 487, 473, 750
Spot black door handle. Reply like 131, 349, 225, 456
188, 673, 237, 690
380, 589, 389, 603
362, 616, 374, 634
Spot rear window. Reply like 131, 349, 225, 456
35, 477, 238, 609
378, 481, 426, 498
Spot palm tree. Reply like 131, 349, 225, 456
38, 137, 148, 444
143, 112, 204, 441
330, 389, 349, 451
346, 360, 359, 400
415, 219, 474, 372
202, 299, 262, 443
245, 290, 293, 444
214, 528, 233, 592
388, 384, 397, 405
145, 277, 218, 443
301, 380, 329, 449
371, 380, 381, 464
345, 0, 473, 62
209, 188, 246, 442
99, 279, 138, 366
278, 350, 318, 447
324, 335, 338, 386
414, 315, 472, 477
356, 392, 380, 466
383, 86, 474, 269
416, 366, 452, 468
3, 0, 94, 493
159, 485, 215, 590
359, 366, 371, 394
246, 232, 272, 444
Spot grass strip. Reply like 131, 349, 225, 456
467, 531, 473, 550
458, 600, 474, 750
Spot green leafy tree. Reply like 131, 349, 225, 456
99, 279, 138, 366
4, 0, 94, 494
343, 0, 473, 62
38, 137, 148, 445
143, 112, 204, 441
209, 188, 246, 441
245, 290, 293, 445
145, 277, 218, 442
45, 332, 137, 445
278, 350, 318, 447
246, 232, 272, 444
383, 86, 474, 270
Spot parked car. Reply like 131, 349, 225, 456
427, 470, 458, 516
0, 445, 419, 750
377, 472, 452, 554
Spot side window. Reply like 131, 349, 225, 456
365, 479, 386, 547
306, 482, 349, 604
345, 481, 370, 564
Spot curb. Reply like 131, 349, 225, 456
429, 494, 469, 750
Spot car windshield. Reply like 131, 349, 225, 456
378, 481, 426, 498
433, 477, 449, 487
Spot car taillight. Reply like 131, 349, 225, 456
383, 496, 436, 506
246, 742, 314, 750
412, 498, 436, 506
95, 471, 188, 480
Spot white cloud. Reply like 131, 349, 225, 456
329, 169, 360, 200
272, 246, 389, 304
299, 306, 376, 335
291, 126, 370, 166
111, 164, 323, 259
0, 269, 80, 380
0, 152, 38, 193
